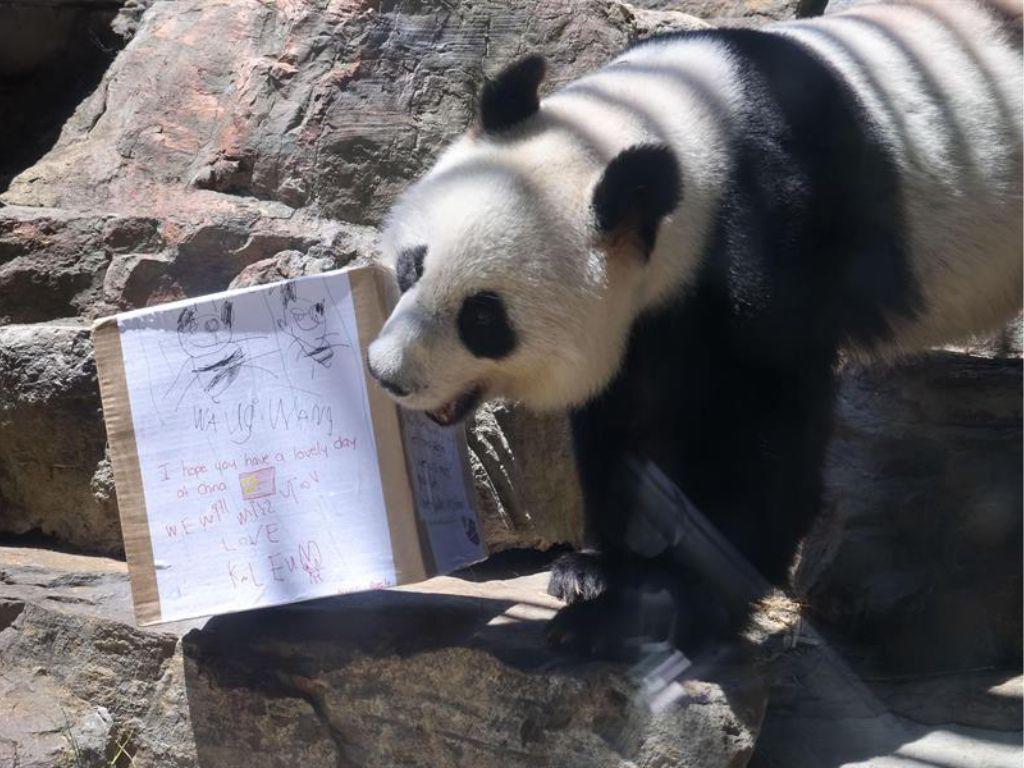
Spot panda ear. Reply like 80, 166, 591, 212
478, 55, 546, 134
592, 144, 682, 260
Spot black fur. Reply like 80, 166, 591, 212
396, 245, 426, 293
593, 144, 682, 258
457, 291, 517, 359
547, 551, 609, 604
559, 29, 920, 657
479, 55, 547, 134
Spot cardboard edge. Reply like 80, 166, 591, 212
348, 265, 431, 584
91, 317, 162, 625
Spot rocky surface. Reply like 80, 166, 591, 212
0, 322, 120, 553
632, 0, 826, 26
0, 547, 769, 768
752, 637, 1023, 768
0, 0, 695, 222
804, 350, 1023, 675
3, 546, 1019, 768
0, 1, 124, 193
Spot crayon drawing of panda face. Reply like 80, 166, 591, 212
169, 301, 247, 406
276, 281, 347, 379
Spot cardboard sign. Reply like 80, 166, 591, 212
93, 265, 486, 625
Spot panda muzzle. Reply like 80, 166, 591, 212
425, 387, 482, 427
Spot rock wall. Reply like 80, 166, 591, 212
803, 349, 1023, 675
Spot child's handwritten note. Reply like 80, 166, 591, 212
117, 272, 397, 621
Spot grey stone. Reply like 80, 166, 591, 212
620, 5, 713, 38
0, 322, 121, 554
469, 402, 584, 552
0, 206, 164, 324
1, 0, 813, 224
753, 640, 1023, 768
228, 250, 339, 289
625, 0, 826, 26
0, 546, 768, 768
0, 204, 379, 323
801, 350, 1023, 675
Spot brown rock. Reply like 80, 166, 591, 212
0, 547, 768, 768
623, 0, 826, 26
801, 350, 1023, 674
0, 206, 164, 324
0, 322, 121, 554
470, 402, 584, 552
1, 0, 810, 224
0, 204, 378, 323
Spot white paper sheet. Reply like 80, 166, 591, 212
401, 411, 487, 574
117, 272, 397, 621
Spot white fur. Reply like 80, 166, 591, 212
370, 0, 1022, 415
780, 0, 1023, 357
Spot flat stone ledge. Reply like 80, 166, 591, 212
0, 546, 767, 768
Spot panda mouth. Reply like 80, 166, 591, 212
425, 387, 482, 427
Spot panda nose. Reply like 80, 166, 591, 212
367, 359, 412, 397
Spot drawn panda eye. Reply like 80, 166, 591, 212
457, 291, 516, 359
396, 245, 427, 293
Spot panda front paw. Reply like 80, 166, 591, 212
545, 594, 636, 660
545, 586, 678, 662
547, 551, 609, 604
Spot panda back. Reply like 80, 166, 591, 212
777, 0, 1023, 354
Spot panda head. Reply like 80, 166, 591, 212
368, 55, 681, 426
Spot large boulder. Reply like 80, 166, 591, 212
0, 322, 120, 553
0, 546, 768, 768
0, 204, 378, 322
0, 206, 165, 324
0, 1, 125, 192
629, 0, 826, 26
801, 346, 1023, 674
1, 0, 818, 219
2, 0, 705, 224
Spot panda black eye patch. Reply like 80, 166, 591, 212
396, 245, 427, 293
457, 291, 516, 359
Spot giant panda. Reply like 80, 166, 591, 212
367, 0, 1023, 658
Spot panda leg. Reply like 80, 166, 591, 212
548, 353, 836, 659
545, 555, 735, 660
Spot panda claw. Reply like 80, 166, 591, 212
547, 551, 609, 604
